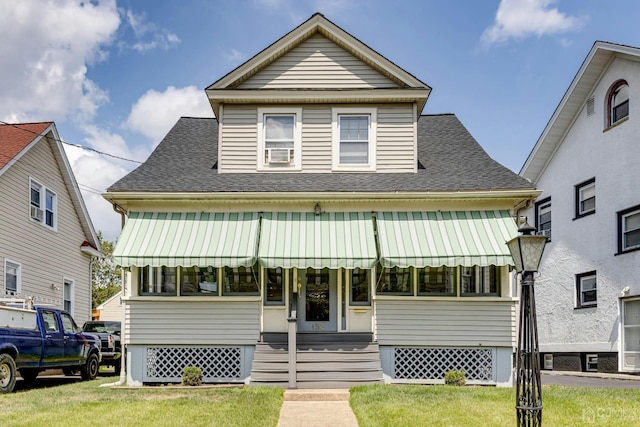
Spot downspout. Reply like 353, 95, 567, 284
101, 203, 128, 387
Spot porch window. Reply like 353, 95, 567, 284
376, 266, 412, 295
418, 266, 456, 296
223, 266, 259, 295
461, 266, 500, 296
139, 266, 177, 296
180, 266, 218, 296
264, 267, 284, 305
350, 268, 371, 305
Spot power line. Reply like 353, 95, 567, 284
0, 120, 143, 164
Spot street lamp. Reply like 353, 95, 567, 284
507, 222, 547, 427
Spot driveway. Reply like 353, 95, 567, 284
542, 371, 640, 389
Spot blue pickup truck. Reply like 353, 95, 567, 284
0, 304, 101, 393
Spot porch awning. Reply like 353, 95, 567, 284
113, 212, 260, 268
376, 210, 518, 268
258, 212, 377, 269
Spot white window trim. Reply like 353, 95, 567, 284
577, 181, 596, 216
29, 177, 57, 231
332, 107, 377, 172
622, 209, 640, 252
257, 107, 302, 172
4, 259, 22, 295
585, 354, 598, 372
63, 278, 74, 314
577, 273, 597, 308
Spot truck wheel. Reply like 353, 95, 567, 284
81, 353, 99, 381
20, 368, 39, 383
0, 353, 17, 393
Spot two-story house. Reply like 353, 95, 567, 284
0, 122, 101, 323
105, 13, 539, 388
521, 41, 640, 374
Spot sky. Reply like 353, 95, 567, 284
1, 0, 640, 242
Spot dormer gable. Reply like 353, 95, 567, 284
206, 13, 431, 117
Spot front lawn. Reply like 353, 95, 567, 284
2, 377, 282, 427
350, 384, 640, 427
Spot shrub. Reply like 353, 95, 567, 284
182, 366, 203, 386
444, 370, 466, 386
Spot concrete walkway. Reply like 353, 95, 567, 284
277, 389, 358, 427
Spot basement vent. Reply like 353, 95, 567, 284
586, 97, 595, 117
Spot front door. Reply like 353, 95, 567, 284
297, 268, 337, 332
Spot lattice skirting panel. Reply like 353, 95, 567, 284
394, 347, 493, 381
145, 346, 243, 383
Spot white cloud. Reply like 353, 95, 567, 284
125, 86, 214, 143
482, 0, 586, 46
120, 9, 180, 53
0, 0, 120, 122
225, 49, 247, 64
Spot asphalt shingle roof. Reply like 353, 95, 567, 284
0, 122, 52, 170
108, 114, 532, 193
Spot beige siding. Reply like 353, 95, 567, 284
301, 106, 332, 172
218, 106, 258, 172
375, 300, 516, 347
0, 135, 92, 322
125, 300, 260, 345
377, 105, 415, 171
238, 34, 400, 89
99, 292, 124, 323
219, 104, 416, 173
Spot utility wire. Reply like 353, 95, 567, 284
0, 120, 143, 164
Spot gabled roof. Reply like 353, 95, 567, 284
521, 41, 640, 183
206, 13, 431, 116
0, 121, 102, 255
106, 115, 533, 195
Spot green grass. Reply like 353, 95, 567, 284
350, 384, 640, 427
1, 378, 283, 427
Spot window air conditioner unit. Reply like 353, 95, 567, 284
267, 148, 292, 164
536, 229, 551, 239
31, 206, 44, 221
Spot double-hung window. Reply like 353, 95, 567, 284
30, 178, 56, 229
576, 271, 597, 308
618, 205, 640, 254
332, 108, 376, 171
258, 108, 302, 170
607, 80, 629, 127
4, 260, 21, 295
535, 197, 551, 241
575, 178, 595, 218
63, 278, 74, 313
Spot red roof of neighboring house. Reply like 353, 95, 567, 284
0, 122, 53, 170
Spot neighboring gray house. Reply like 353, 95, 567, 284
521, 41, 640, 373
0, 122, 101, 323
105, 14, 538, 388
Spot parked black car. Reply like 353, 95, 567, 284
81, 321, 122, 375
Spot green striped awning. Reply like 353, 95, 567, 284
376, 210, 519, 268
258, 212, 377, 269
113, 212, 260, 267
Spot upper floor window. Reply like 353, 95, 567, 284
576, 271, 597, 308
618, 204, 640, 254
575, 178, 595, 218
607, 80, 629, 127
4, 260, 21, 295
332, 108, 376, 171
257, 108, 302, 170
535, 197, 551, 241
30, 178, 56, 229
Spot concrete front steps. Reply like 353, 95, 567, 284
250, 333, 384, 389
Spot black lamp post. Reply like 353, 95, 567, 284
507, 222, 547, 427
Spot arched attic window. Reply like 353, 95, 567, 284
607, 80, 629, 127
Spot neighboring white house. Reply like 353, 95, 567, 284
521, 41, 640, 373
105, 13, 539, 389
0, 122, 102, 323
